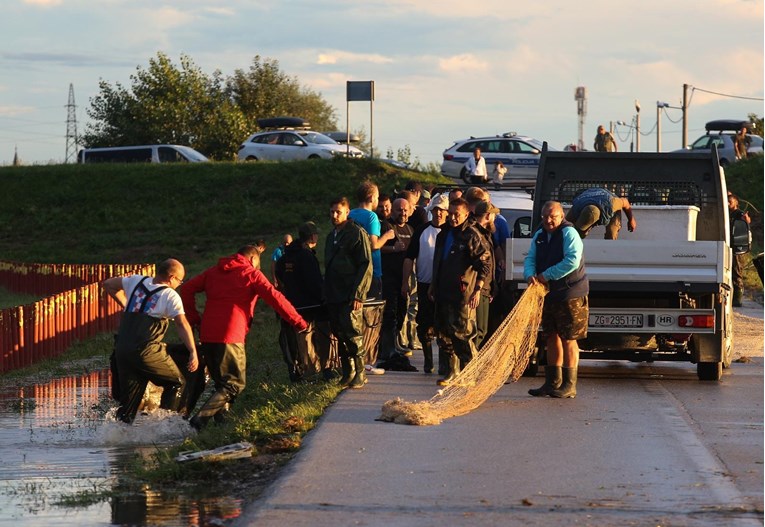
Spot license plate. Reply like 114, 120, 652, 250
589, 313, 644, 328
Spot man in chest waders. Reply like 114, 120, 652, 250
103, 259, 199, 424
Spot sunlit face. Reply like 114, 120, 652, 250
392, 199, 411, 225
330, 202, 349, 227
432, 207, 449, 226
541, 204, 564, 233
448, 204, 469, 228
377, 199, 391, 218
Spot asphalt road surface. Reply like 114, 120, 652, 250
236, 302, 763, 527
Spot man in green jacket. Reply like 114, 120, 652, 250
325, 197, 373, 389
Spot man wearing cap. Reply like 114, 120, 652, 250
275, 222, 335, 382
566, 187, 636, 240
472, 200, 499, 346
180, 245, 308, 430
402, 193, 449, 373
429, 197, 492, 386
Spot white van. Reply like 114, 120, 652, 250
77, 145, 209, 164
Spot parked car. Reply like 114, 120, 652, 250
441, 132, 553, 184
78, 144, 208, 164
237, 130, 364, 161
671, 120, 763, 165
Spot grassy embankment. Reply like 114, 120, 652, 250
0, 157, 448, 500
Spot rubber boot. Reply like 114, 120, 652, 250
528, 366, 562, 397
189, 390, 229, 431
438, 348, 449, 375
349, 356, 367, 389
733, 287, 743, 307
339, 355, 354, 386
437, 354, 461, 386
550, 367, 578, 398
422, 342, 434, 374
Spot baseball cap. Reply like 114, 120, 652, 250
427, 193, 449, 212
475, 200, 500, 216
298, 221, 319, 239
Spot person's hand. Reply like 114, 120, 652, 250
296, 321, 310, 334
380, 230, 395, 243
352, 299, 363, 311
187, 351, 199, 372
468, 290, 481, 310
628, 217, 637, 232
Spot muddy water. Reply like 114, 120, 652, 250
0, 371, 243, 526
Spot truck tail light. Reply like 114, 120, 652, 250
678, 315, 714, 328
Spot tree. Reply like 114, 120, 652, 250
82, 53, 337, 160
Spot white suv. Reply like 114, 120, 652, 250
441, 132, 552, 184
238, 130, 364, 161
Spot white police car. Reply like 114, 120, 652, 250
441, 132, 552, 184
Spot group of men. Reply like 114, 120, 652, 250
104, 179, 646, 428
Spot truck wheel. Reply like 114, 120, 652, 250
697, 361, 722, 381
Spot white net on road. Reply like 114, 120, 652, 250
378, 283, 546, 425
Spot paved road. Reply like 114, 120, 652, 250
236, 303, 764, 527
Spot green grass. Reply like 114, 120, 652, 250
0, 157, 447, 503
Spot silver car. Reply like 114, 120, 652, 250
672, 133, 763, 166
238, 130, 364, 161
441, 132, 552, 184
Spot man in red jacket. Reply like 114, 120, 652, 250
180, 245, 308, 430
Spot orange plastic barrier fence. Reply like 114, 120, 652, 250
0, 262, 154, 374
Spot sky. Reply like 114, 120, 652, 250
1, 0, 763, 166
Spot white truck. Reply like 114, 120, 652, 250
507, 146, 751, 381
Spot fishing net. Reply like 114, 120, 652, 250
377, 283, 546, 426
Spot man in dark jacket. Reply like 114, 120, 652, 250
181, 245, 308, 430
429, 197, 491, 386
524, 201, 589, 399
324, 197, 373, 389
275, 221, 334, 381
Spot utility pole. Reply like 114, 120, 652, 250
635, 100, 641, 152
575, 87, 587, 151
65, 83, 78, 164
656, 102, 667, 152
682, 83, 689, 148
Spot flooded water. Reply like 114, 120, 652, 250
0, 371, 245, 526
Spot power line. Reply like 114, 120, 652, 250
691, 86, 764, 102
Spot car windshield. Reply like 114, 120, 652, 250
298, 132, 337, 145
175, 146, 209, 161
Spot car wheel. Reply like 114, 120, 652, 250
308, 154, 321, 160
245, 156, 258, 161
460, 167, 470, 183
720, 158, 730, 167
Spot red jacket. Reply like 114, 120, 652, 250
181, 254, 307, 343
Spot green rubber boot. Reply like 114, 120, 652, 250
339, 355, 354, 386
437, 354, 461, 386
348, 356, 367, 389
550, 367, 578, 399
528, 366, 562, 397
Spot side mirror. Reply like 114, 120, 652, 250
731, 218, 751, 254
294, 140, 306, 146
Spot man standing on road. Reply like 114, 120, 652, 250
464, 147, 488, 184
181, 245, 308, 430
430, 197, 492, 386
525, 201, 589, 399
402, 193, 449, 373
728, 192, 751, 307
103, 258, 199, 424
566, 187, 637, 240
325, 197, 373, 389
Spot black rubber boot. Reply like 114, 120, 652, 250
349, 356, 367, 389
339, 355, 354, 386
423, 344, 434, 374
733, 288, 743, 307
550, 367, 578, 398
528, 366, 562, 397
190, 391, 230, 431
437, 354, 461, 386
438, 348, 449, 375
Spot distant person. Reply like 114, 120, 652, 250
492, 161, 507, 189
103, 258, 199, 424
728, 192, 751, 307
734, 126, 751, 160
349, 181, 394, 299
325, 197, 373, 389
404, 181, 429, 229
271, 233, 293, 284
180, 245, 308, 430
593, 125, 617, 152
525, 201, 589, 399
464, 147, 488, 184
448, 188, 464, 202
376, 193, 392, 223
254, 238, 267, 255
565, 187, 636, 240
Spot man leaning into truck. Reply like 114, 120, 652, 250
525, 201, 589, 398
565, 187, 636, 240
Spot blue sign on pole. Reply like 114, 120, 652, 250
347, 81, 375, 102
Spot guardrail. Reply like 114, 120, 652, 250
0, 262, 154, 374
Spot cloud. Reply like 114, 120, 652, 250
0, 105, 36, 116
317, 51, 394, 66
23, 0, 62, 6
438, 53, 489, 73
